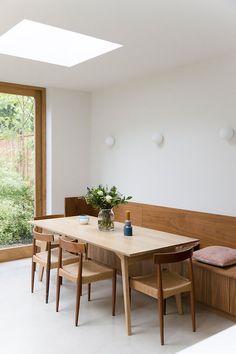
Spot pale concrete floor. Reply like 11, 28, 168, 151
0, 259, 234, 354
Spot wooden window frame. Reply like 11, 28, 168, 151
0, 82, 46, 261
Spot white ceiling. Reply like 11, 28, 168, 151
0, 0, 236, 92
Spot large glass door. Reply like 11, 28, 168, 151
0, 93, 35, 247
0, 82, 46, 260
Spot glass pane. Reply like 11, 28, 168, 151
0, 93, 35, 247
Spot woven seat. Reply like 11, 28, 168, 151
33, 248, 79, 268
60, 260, 114, 284
131, 270, 191, 299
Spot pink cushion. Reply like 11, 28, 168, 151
193, 246, 236, 267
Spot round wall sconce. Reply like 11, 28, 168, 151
152, 133, 164, 146
219, 127, 234, 141
105, 136, 115, 147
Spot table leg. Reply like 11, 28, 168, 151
119, 255, 132, 335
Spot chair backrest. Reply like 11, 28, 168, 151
59, 238, 86, 254
64, 197, 98, 217
33, 228, 54, 242
34, 214, 64, 220
32, 229, 54, 261
58, 238, 86, 280
34, 214, 64, 233
154, 246, 194, 265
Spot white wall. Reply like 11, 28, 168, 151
46, 88, 91, 214
90, 57, 236, 216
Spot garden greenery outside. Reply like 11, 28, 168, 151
0, 93, 35, 247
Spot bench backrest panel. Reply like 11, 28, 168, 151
65, 197, 236, 249
115, 203, 236, 249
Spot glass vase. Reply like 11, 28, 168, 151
98, 209, 114, 231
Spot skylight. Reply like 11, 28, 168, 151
0, 20, 122, 67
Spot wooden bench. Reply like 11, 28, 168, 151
184, 260, 236, 317
64, 197, 236, 319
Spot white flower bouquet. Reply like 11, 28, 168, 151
85, 185, 132, 210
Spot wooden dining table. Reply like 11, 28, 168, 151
31, 216, 198, 335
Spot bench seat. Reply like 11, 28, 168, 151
192, 259, 236, 279
180, 259, 236, 317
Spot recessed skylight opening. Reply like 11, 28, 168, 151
0, 20, 122, 67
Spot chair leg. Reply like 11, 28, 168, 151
88, 283, 91, 301
39, 266, 44, 282
158, 299, 164, 345
45, 267, 51, 304
56, 275, 61, 312
112, 269, 117, 316
31, 260, 36, 293
75, 280, 82, 326
38, 241, 47, 281
190, 291, 196, 332
163, 299, 166, 315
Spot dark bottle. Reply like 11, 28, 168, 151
124, 210, 133, 236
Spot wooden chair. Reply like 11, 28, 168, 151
34, 214, 64, 248
130, 246, 196, 345
56, 238, 117, 326
34, 214, 77, 281
31, 228, 79, 304
64, 196, 98, 217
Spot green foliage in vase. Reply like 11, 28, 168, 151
85, 185, 132, 210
